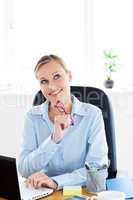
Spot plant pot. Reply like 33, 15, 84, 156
104, 79, 114, 88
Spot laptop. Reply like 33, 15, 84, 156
0, 155, 53, 200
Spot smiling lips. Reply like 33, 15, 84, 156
48, 89, 63, 96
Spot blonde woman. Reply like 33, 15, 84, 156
18, 55, 108, 190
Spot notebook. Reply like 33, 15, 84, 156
106, 177, 133, 199
0, 155, 53, 200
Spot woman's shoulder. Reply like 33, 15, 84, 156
79, 101, 101, 116
27, 102, 46, 116
72, 95, 102, 116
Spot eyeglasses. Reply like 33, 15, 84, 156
54, 100, 74, 126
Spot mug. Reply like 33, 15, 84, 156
86, 167, 107, 192
90, 191, 125, 200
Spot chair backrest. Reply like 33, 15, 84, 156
33, 86, 117, 179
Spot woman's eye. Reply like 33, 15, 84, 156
40, 80, 48, 85
54, 74, 61, 80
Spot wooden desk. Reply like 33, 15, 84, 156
0, 187, 93, 200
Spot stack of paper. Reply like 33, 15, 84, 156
63, 186, 81, 196
106, 177, 133, 199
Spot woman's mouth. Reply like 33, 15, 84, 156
48, 89, 63, 96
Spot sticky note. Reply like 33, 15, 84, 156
63, 186, 81, 196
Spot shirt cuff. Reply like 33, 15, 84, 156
52, 179, 62, 190
52, 174, 66, 189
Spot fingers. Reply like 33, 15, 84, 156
52, 122, 63, 143
35, 177, 57, 189
26, 172, 57, 189
52, 114, 72, 143
54, 114, 71, 129
26, 172, 47, 188
37, 179, 46, 188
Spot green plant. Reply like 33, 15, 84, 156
103, 49, 119, 80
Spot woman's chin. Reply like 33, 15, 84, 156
50, 95, 67, 106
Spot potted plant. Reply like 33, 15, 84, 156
103, 49, 119, 88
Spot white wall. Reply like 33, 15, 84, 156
106, 89, 133, 177
89, 0, 133, 88
0, 0, 89, 86
0, 93, 33, 158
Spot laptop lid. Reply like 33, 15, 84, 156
0, 155, 54, 200
0, 155, 21, 200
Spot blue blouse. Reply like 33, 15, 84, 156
18, 95, 108, 187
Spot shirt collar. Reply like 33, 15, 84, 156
71, 95, 89, 116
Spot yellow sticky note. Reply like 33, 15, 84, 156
63, 186, 81, 196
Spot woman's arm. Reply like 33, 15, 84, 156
18, 112, 71, 178
18, 113, 61, 177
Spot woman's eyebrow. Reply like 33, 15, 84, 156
39, 71, 59, 80
39, 76, 47, 80
52, 71, 59, 75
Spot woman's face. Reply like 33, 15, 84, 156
36, 60, 72, 106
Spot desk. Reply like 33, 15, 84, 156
0, 187, 93, 200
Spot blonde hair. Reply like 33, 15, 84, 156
34, 54, 68, 74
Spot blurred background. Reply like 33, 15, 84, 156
0, 0, 133, 177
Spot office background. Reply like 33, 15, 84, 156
0, 0, 133, 177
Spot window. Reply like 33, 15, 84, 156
2, 0, 132, 90
92, 0, 133, 88
0, 0, 90, 91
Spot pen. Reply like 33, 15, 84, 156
85, 162, 108, 171
85, 162, 90, 170
97, 164, 108, 171
85, 162, 97, 171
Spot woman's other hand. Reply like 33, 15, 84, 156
26, 171, 58, 190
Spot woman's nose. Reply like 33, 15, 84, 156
48, 84, 57, 91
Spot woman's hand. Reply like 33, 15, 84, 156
26, 171, 58, 190
52, 114, 71, 143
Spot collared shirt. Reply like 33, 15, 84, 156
18, 95, 108, 188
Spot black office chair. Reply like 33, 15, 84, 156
33, 86, 117, 179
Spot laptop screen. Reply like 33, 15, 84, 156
0, 155, 21, 200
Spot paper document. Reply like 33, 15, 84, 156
106, 177, 133, 199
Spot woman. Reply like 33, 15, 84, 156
18, 55, 108, 190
